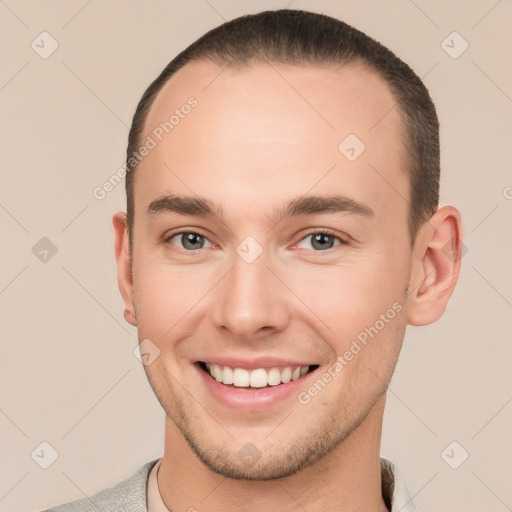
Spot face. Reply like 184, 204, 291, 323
124, 60, 414, 479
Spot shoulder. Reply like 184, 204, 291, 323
40, 458, 160, 512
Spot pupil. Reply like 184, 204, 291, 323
312, 233, 334, 250
183, 233, 203, 250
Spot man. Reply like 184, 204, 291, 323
45, 8, 462, 512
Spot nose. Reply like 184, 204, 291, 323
210, 248, 291, 340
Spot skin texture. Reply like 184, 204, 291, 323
113, 60, 462, 511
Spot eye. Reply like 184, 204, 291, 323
296, 230, 346, 251
165, 231, 214, 251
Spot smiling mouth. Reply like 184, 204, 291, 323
197, 361, 319, 388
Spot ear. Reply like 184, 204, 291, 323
407, 206, 463, 326
112, 211, 137, 327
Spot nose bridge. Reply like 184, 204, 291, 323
210, 243, 289, 337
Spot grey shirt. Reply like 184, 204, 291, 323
42, 457, 417, 512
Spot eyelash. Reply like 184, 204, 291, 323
164, 228, 347, 252
298, 228, 348, 250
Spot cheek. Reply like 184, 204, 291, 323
286, 251, 408, 351
131, 253, 227, 350
132, 259, 199, 333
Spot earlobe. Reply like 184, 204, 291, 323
407, 206, 463, 326
112, 211, 137, 327
124, 307, 137, 326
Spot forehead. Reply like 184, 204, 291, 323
135, 59, 408, 226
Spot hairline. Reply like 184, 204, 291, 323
128, 56, 416, 254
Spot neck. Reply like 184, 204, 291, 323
158, 395, 389, 512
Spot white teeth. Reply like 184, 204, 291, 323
281, 367, 292, 383
222, 365, 234, 385
233, 368, 250, 386
212, 364, 223, 382
267, 368, 282, 386
204, 363, 311, 387
249, 368, 268, 388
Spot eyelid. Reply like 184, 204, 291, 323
294, 228, 348, 249
164, 230, 215, 249
163, 228, 348, 251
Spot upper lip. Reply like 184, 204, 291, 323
197, 356, 316, 370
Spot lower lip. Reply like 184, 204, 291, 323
195, 363, 318, 411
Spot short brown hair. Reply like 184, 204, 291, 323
125, 9, 440, 250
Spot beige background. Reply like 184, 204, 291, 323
1, 1, 511, 511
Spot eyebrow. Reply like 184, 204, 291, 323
146, 193, 375, 224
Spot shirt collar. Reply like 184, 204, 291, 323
147, 457, 416, 512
